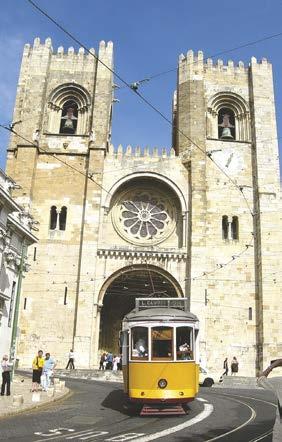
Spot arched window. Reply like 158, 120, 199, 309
59, 206, 67, 231
46, 83, 91, 135
50, 206, 57, 230
207, 92, 250, 142
218, 108, 235, 140
59, 100, 78, 134
222, 215, 229, 240
231, 216, 239, 240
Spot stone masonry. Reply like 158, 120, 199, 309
5, 38, 282, 375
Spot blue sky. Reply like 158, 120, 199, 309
0, 0, 282, 174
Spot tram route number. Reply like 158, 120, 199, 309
34, 427, 145, 441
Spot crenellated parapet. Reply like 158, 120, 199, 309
108, 144, 176, 158
178, 50, 272, 83
22, 37, 113, 61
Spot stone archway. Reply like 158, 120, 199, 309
98, 265, 183, 354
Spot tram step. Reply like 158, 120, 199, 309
140, 404, 186, 416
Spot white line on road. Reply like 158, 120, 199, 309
197, 398, 207, 402
126, 403, 214, 442
206, 396, 256, 441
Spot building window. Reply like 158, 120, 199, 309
59, 100, 78, 135
218, 108, 236, 140
222, 215, 229, 240
33, 247, 37, 261
64, 287, 68, 305
248, 307, 252, 321
23, 298, 27, 310
59, 207, 67, 231
8, 281, 16, 327
231, 216, 239, 240
50, 206, 58, 230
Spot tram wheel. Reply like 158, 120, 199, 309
202, 377, 214, 387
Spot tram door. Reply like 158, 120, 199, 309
119, 330, 129, 393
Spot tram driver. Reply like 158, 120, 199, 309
134, 338, 148, 358
178, 342, 193, 360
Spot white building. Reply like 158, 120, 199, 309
0, 169, 37, 360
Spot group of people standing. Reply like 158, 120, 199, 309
99, 352, 122, 371
32, 350, 56, 392
223, 356, 239, 376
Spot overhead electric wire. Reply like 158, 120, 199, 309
9, 0, 278, 291
26, 0, 258, 217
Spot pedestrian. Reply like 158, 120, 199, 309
32, 350, 44, 392
117, 355, 122, 371
106, 352, 113, 370
1, 355, 12, 396
223, 357, 229, 376
113, 355, 119, 371
99, 352, 106, 370
231, 357, 239, 375
66, 349, 75, 369
257, 358, 282, 441
41, 353, 56, 392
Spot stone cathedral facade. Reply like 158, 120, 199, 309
5, 37, 282, 374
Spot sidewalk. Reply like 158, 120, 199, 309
0, 375, 70, 419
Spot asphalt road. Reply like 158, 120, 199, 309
0, 377, 277, 442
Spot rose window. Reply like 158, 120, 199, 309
112, 188, 176, 245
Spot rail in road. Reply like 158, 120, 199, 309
0, 377, 277, 442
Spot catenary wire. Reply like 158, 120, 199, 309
26, 0, 255, 216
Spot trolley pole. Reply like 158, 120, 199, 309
10, 239, 26, 381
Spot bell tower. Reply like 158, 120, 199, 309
6, 37, 114, 366
173, 51, 281, 374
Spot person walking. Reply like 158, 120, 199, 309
41, 353, 56, 392
1, 355, 12, 396
223, 357, 229, 376
257, 358, 282, 441
99, 352, 106, 370
106, 352, 113, 370
32, 350, 44, 392
66, 349, 75, 370
231, 357, 239, 375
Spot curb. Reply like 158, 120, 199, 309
0, 387, 71, 420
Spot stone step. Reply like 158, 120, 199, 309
56, 369, 123, 382
219, 376, 259, 389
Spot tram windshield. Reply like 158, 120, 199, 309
176, 326, 193, 360
131, 327, 148, 360
152, 326, 173, 360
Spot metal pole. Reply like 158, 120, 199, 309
10, 240, 26, 380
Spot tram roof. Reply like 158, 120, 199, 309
123, 307, 199, 323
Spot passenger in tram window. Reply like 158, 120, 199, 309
135, 338, 147, 357
178, 343, 192, 360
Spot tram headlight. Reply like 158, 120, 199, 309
158, 379, 168, 389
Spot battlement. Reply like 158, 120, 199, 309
108, 144, 176, 158
22, 37, 113, 59
178, 49, 271, 78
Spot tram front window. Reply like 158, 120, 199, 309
176, 326, 193, 360
131, 327, 148, 360
152, 327, 173, 360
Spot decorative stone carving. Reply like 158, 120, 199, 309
112, 186, 177, 246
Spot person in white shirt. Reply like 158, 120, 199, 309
257, 358, 282, 441
66, 349, 75, 369
1, 355, 12, 396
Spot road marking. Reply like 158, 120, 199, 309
206, 396, 256, 441
125, 403, 214, 442
34, 428, 75, 437
106, 434, 145, 441
197, 397, 207, 402
249, 430, 273, 442
80, 432, 109, 440
66, 430, 109, 440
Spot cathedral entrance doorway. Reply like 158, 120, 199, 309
98, 265, 183, 354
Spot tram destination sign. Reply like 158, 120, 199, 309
136, 298, 188, 312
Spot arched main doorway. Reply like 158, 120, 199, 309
99, 265, 183, 354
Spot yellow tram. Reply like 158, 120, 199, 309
120, 298, 199, 414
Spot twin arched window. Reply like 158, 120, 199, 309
222, 215, 239, 240
50, 206, 67, 231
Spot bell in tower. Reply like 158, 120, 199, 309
218, 110, 235, 140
